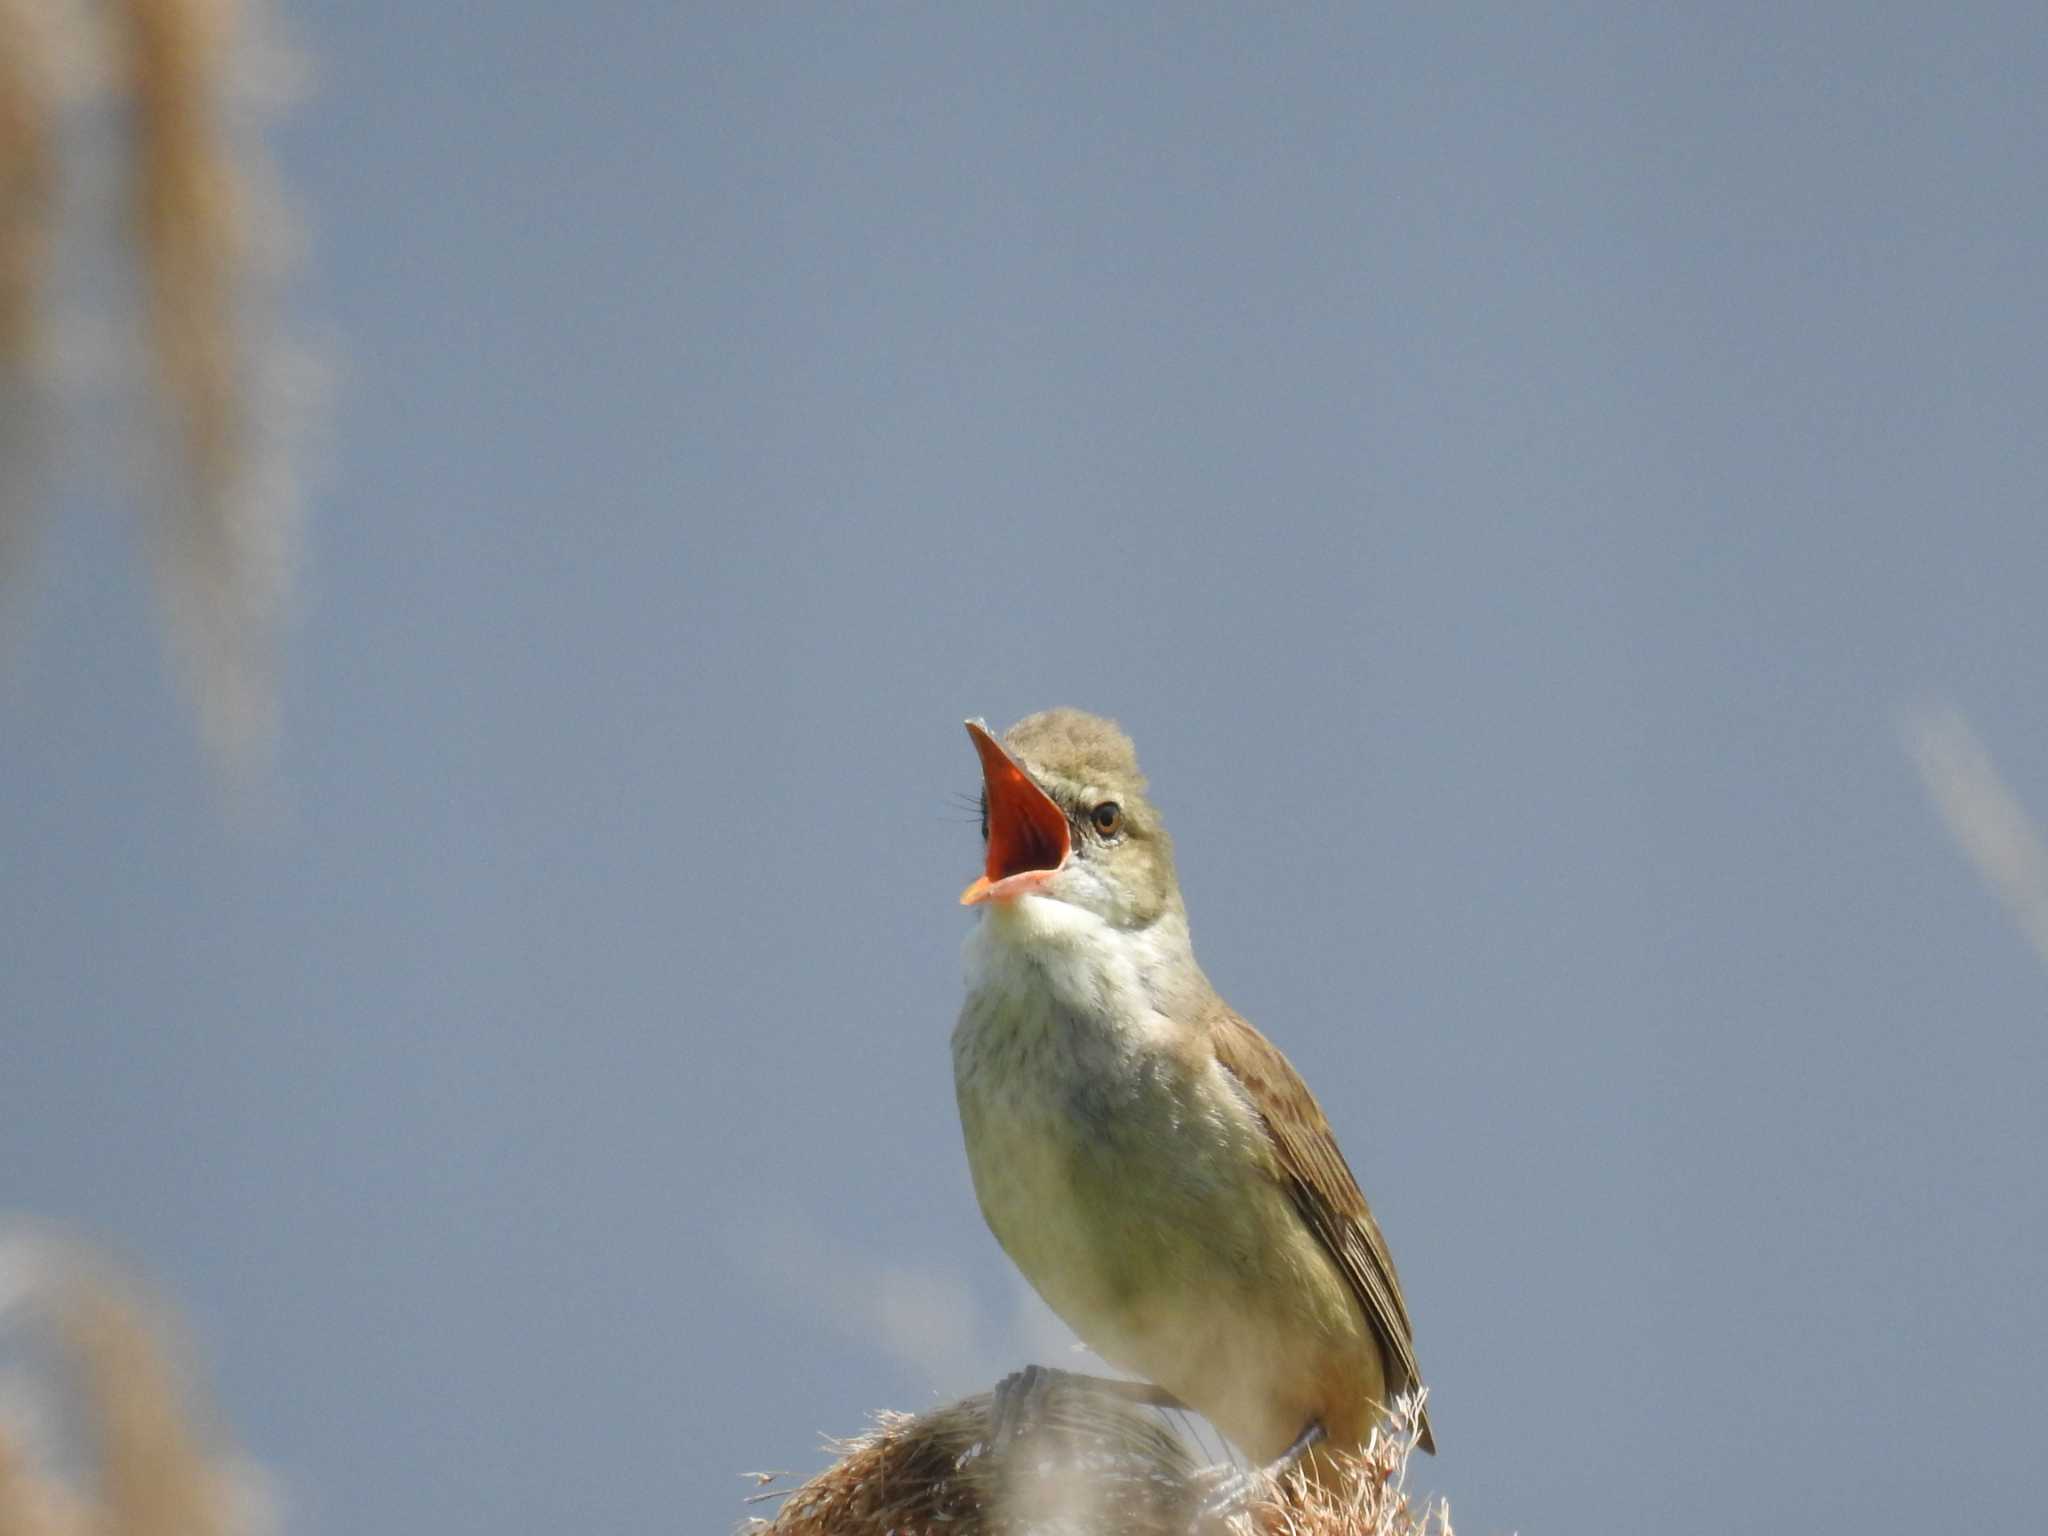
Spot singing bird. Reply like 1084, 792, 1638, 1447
952, 709, 1434, 1486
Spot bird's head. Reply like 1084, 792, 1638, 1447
960, 709, 1180, 931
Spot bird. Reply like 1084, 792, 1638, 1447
951, 708, 1434, 1495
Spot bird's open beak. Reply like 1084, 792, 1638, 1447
961, 719, 1071, 906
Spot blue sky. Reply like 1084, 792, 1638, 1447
5, 6, 2046, 1533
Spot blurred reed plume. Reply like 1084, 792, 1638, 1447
1902, 701, 2048, 973
748, 1386, 1448, 1536
0, 0, 308, 775
0, 0, 55, 593
0, 1228, 268, 1536
0, 0, 53, 368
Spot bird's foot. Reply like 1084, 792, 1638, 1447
985, 1364, 1183, 1454
1191, 1419, 1327, 1532
1190, 1464, 1257, 1530
988, 1363, 1056, 1455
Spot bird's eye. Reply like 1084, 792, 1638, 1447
1090, 801, 1123, 837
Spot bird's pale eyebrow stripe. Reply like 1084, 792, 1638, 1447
1073, 785, 1111, 812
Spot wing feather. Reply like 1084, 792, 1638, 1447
1209, 1008, 1437, 1454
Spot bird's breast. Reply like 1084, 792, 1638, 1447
951, 909, 1385, 1460
952, 925, 1294, 1356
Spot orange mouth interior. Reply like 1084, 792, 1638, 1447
961, 722, 1070, 905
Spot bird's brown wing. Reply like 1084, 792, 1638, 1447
1208, 1007, 1437, 1454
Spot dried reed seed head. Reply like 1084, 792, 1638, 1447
752, 1389, 1448, 1536
757, 1387, 1201, 1536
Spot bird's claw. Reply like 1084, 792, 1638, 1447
1188, 1417, 1327, 1532
988, 1362, 1062, 1455
1189, 1462, 1260, 1530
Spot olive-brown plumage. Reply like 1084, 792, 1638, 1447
952, 709, 1434, 1472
